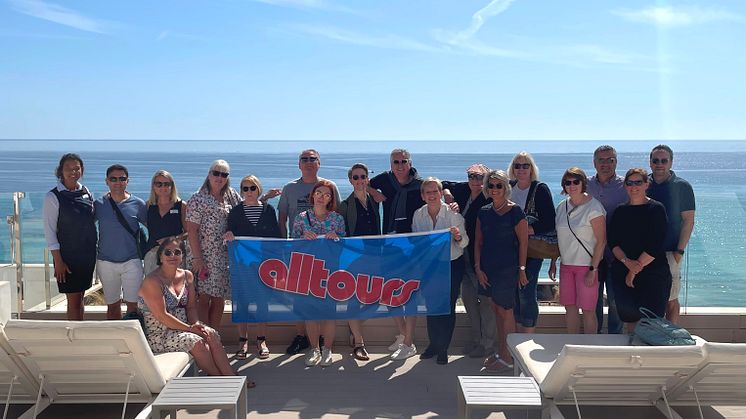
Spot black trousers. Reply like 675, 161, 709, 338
426, 256, 464, 353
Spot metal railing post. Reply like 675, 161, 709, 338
9, 192, 25, 318
44, 248, 51, 309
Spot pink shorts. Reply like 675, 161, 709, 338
559, 264, 599, 311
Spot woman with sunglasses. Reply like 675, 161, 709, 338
608, 168, 671, 331
138, 237, 255, 387
43, 153, 97, 320
549, 167, 606, 334
474, 170, 528, 371
186, 160, 242, 328
224, 175, 281, 360
144, 170, 187, 275
507, 151, 556, 333
335, 163, 380, 361
292, 180, 346, 367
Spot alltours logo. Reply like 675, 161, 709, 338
258, 252, 421, 307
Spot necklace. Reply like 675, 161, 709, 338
492, 200, 508, 213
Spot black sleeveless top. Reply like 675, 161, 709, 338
146, 201, 184, 251
50, 186, 97, 261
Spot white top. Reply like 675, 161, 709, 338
555, 196, 606, 266
412, 202, 468, 260
42, 181, 89, 251
511, 184, 530, 210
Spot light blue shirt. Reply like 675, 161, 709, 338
94, 194, 147, 263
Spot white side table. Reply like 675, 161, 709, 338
151, 376, 247, 419
457, 375, 542, 419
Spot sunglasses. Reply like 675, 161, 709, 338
154, 181, 173, 188
313, 190, 332, 198
625, 179, 645, 186
563, 179, 581, 186
211, 170, 229, 178
242, 185, 258, 192
651, 158, 670, 165
392, 159, 409, 165
513, 163, 531, 170
596, 157, 616, 164
351, 174, 367, 181
108, 176, 128, 183
467, 173, 484, 181
300, 156, 318, 163
163, 248, 183, 257
487, 183, 504, 190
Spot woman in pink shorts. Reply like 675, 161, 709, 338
549, 167, 607, 334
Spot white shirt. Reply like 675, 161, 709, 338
511, 184, 530, 210
42, 181, 90, 251
412, 203, 469, 261
555, 196, 606, 266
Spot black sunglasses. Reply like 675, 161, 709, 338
625, 179, 645, 186
300, 156, 318, 163
211, 170, 229, 178
392, 159, 409, 165
108, 176, 128, 182
242, 185, 258, 192
487, 183, 504, 189
596, 157, 616, 164
651, 158, 670, 165
467, 173, 484, 181
163, 248, 183, 257
154, 181, 173, 188
351, 174, 367, 181
513, 163, 531, 170
563, 179, 581, 186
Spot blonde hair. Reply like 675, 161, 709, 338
482, 170, 512, 199
200, 159, 231, 195
508, 151, 540, 182
147, 170, 180, 206
240, 175, 263, 197
420, 177, 443, 193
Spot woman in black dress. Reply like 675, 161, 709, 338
608, 168, 671, 331
144, 170, 186, 275
42, 153, 97, 320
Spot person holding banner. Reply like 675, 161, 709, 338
138, 237, 255, 388
225, 175, 282, 360
186, 160, 242, 328
292, 180, 346, 367
336, 163, 381, 361
412, 177, 468, 365
474, 170, 529, 370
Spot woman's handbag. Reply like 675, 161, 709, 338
524, 181, 560, 259
634, 307, 696, 346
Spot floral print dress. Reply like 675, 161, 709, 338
292, 210, 346, 238
138, 281, 201, 354
186, 188, 242, 299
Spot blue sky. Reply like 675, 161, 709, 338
1, 0, 745, 142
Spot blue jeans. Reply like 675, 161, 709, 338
595, 261, 623, 334
514, 257, 543, 328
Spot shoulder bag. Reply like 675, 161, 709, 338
525, 181, 560, 259
633, 307, 696, 346
109, 196, 148, 260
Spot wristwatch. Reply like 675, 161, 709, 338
676, 249, 685, 255
588, 266, 595, 272
519, 265, 526, 271
620, 257, 628, 264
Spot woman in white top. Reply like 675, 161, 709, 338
549, 167, 606, 334
410, 177, 468, 364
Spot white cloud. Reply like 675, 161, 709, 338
9, 0, 110, 33
614, 5, 744, 27
450, 0, 517, 44
290, 24, 441, 53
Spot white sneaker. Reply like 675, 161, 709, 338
320, 348, 333, 366
390, 343, 417, 360
387, 334, 405, 351
305, 348, 321, 367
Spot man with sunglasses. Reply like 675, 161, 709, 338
277, 149, 341, 354
586, 145, 626, 334
94, 164, 147, 320
647, 144, 695, 324
441, 164, 496, 358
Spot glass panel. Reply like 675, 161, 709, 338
0, 192, 13, 264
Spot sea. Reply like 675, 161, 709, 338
1, 139, 745, 307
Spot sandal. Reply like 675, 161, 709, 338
256, 336, 270, 360
483, 352, 499, 367
484, 358, 514, 372
235, 337, 249, 360
353, 344, 370, 361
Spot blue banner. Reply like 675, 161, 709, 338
229, 231, 451, 323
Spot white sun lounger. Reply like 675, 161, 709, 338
2, 319, 193, 419
1, 323, 39, 419
508, 333, 707, 419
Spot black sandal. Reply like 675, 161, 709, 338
353, 344, 370, 361
256, 336, 270, 360
235, 337, 249, 360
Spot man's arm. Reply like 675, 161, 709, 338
279, 211, 289, 238
675, 210, 695, 262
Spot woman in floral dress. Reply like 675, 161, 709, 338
186, 160, 242, 327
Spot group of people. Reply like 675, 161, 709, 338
42, 143, 695, 379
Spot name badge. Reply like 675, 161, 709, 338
169, 209, 179, 214
82, 194, 90, 199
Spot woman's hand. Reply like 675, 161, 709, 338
368, 188, 386, 203
223, 231, 235, 241
449, 226, 462, 241
527, 225, 535, 235
518, 270, 529, 288
624, 258, 643, 275
548, 260, 557, 281
303, 230, 318, 240
261, 188, 282, 201
52, 252, 71, 283
584, 269, 596, 287
625, 271, 636, 288
324, 231, 339, 240
476, 268, 490, 288
191, 257, 206, 274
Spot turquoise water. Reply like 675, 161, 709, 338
1, 140, 745, 307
